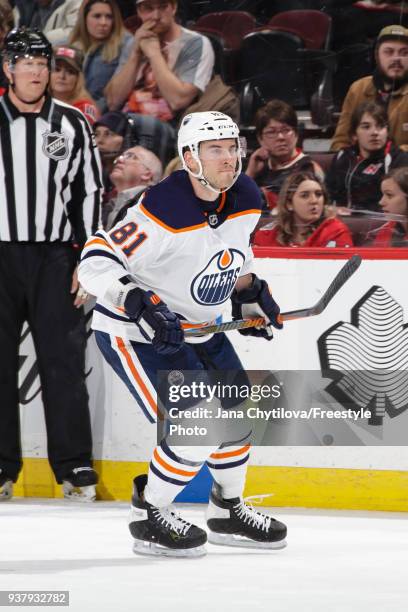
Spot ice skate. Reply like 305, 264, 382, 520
62, 467, 98, 502
0, 471, 13, 501
129, 475, 207, 558
206, 483, 287, 549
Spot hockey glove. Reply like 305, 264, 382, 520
231, 274, 282, 340
124, 288, 184, 355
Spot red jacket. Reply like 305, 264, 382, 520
74, 99, 100, 125
253, 217, 353, 247
369, 221, 408, 247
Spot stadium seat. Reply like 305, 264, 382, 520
194, 11, 257, 50
238, 30, 336, 127
333, 43, 374, 111
266, 10, 332, 50
124, 14, 142, 33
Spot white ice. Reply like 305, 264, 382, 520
1, 499, 407, 612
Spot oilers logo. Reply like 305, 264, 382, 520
191, 249, 245, 305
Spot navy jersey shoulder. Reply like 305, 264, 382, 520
141, 171, 262, 230
228, 173, 262, 214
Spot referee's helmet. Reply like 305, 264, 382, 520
3, 28, 53, 69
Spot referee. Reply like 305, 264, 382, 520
0, 28, 103, 501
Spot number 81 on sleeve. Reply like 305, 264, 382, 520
109, 222, 147, 257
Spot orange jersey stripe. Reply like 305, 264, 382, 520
210, 444, 250, 460
153, 448, 198, 478
226, 210, 260, 221
140, 204, 207, 233
85, 237, 114, 250
115, 337, 157, 416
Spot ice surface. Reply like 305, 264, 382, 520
1, 500, 407, 612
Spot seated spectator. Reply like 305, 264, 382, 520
326, 101, 408, 212
331, 25, 408, 151
253, 172, 353, 248
14, 0, 81, 45
94, 110, 135, 191
70, 0, 133, 112
49, 45, 99, 123
0, 0, 14, 96
103, 144, 162, 228
368, 167, 408, 246
245, 100, 323, 211
104, 0, 214, 124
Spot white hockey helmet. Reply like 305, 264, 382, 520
178, 111, 242, 193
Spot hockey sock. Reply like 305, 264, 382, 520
144, 440, 217, 507
206, 444, 250, 499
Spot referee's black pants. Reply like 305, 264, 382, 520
0, 243, 93, 483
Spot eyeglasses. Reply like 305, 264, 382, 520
137, 1, 171, 14
262, 127, 294, 139
113, 151, 149, 169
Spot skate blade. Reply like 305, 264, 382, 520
132, 539, 207, 558
0, 481, 13, 501
208, 531, 287, 550
62, 483, 96, 502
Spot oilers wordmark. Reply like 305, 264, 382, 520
191, 249, 245, 305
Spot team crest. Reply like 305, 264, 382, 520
191, 249, 245, 305
42, 130, 69, 160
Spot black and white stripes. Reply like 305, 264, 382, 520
0, 93, 102, 245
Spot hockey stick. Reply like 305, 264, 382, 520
184, 254, 362, 337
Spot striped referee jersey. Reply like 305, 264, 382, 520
0, 92, 102, 245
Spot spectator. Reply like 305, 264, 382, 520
49, 45, 99, 124
369, 167, 408, 246
253, 172, 353, 248
70, 0, 133, 112
103, 144, 162, 228
14, 0, 81, 45
94, 110, 131, 190
245, 100, 323, 211
0, 0, 14, 95
327, 101, 408, 212
332, 25, 408, 151
104, 0, 214, 124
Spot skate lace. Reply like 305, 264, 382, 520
233, 494, 274, 532
152, 506, 191, 536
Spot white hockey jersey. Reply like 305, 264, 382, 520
79, 170, 262, 343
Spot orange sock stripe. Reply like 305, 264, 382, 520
210, 444, 250, 460
153, 448, 198, 478
115, 337, 157, 416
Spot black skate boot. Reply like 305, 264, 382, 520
62, 467, 98, 502
129, 475, 207, 558
0, 470, 13, 501
206, 483, 287, 549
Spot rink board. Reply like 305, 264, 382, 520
15, 248, 408, 511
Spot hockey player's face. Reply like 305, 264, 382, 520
290, 179, 325, 224
259, 120, 297, 161
354, 112, 388, 156
377, 41, 408, 80
198, 139, 238, 190
8, 57, 49, 102
380, 178, 408, 217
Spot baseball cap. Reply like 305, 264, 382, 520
377, 25, 408, 45
54, 45, 84, 72
94, 111, 129, 136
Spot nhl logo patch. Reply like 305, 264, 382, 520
208, 213, 218, 226
42, 131, 69, 160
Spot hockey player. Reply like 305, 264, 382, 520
79, 111, 287, 556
